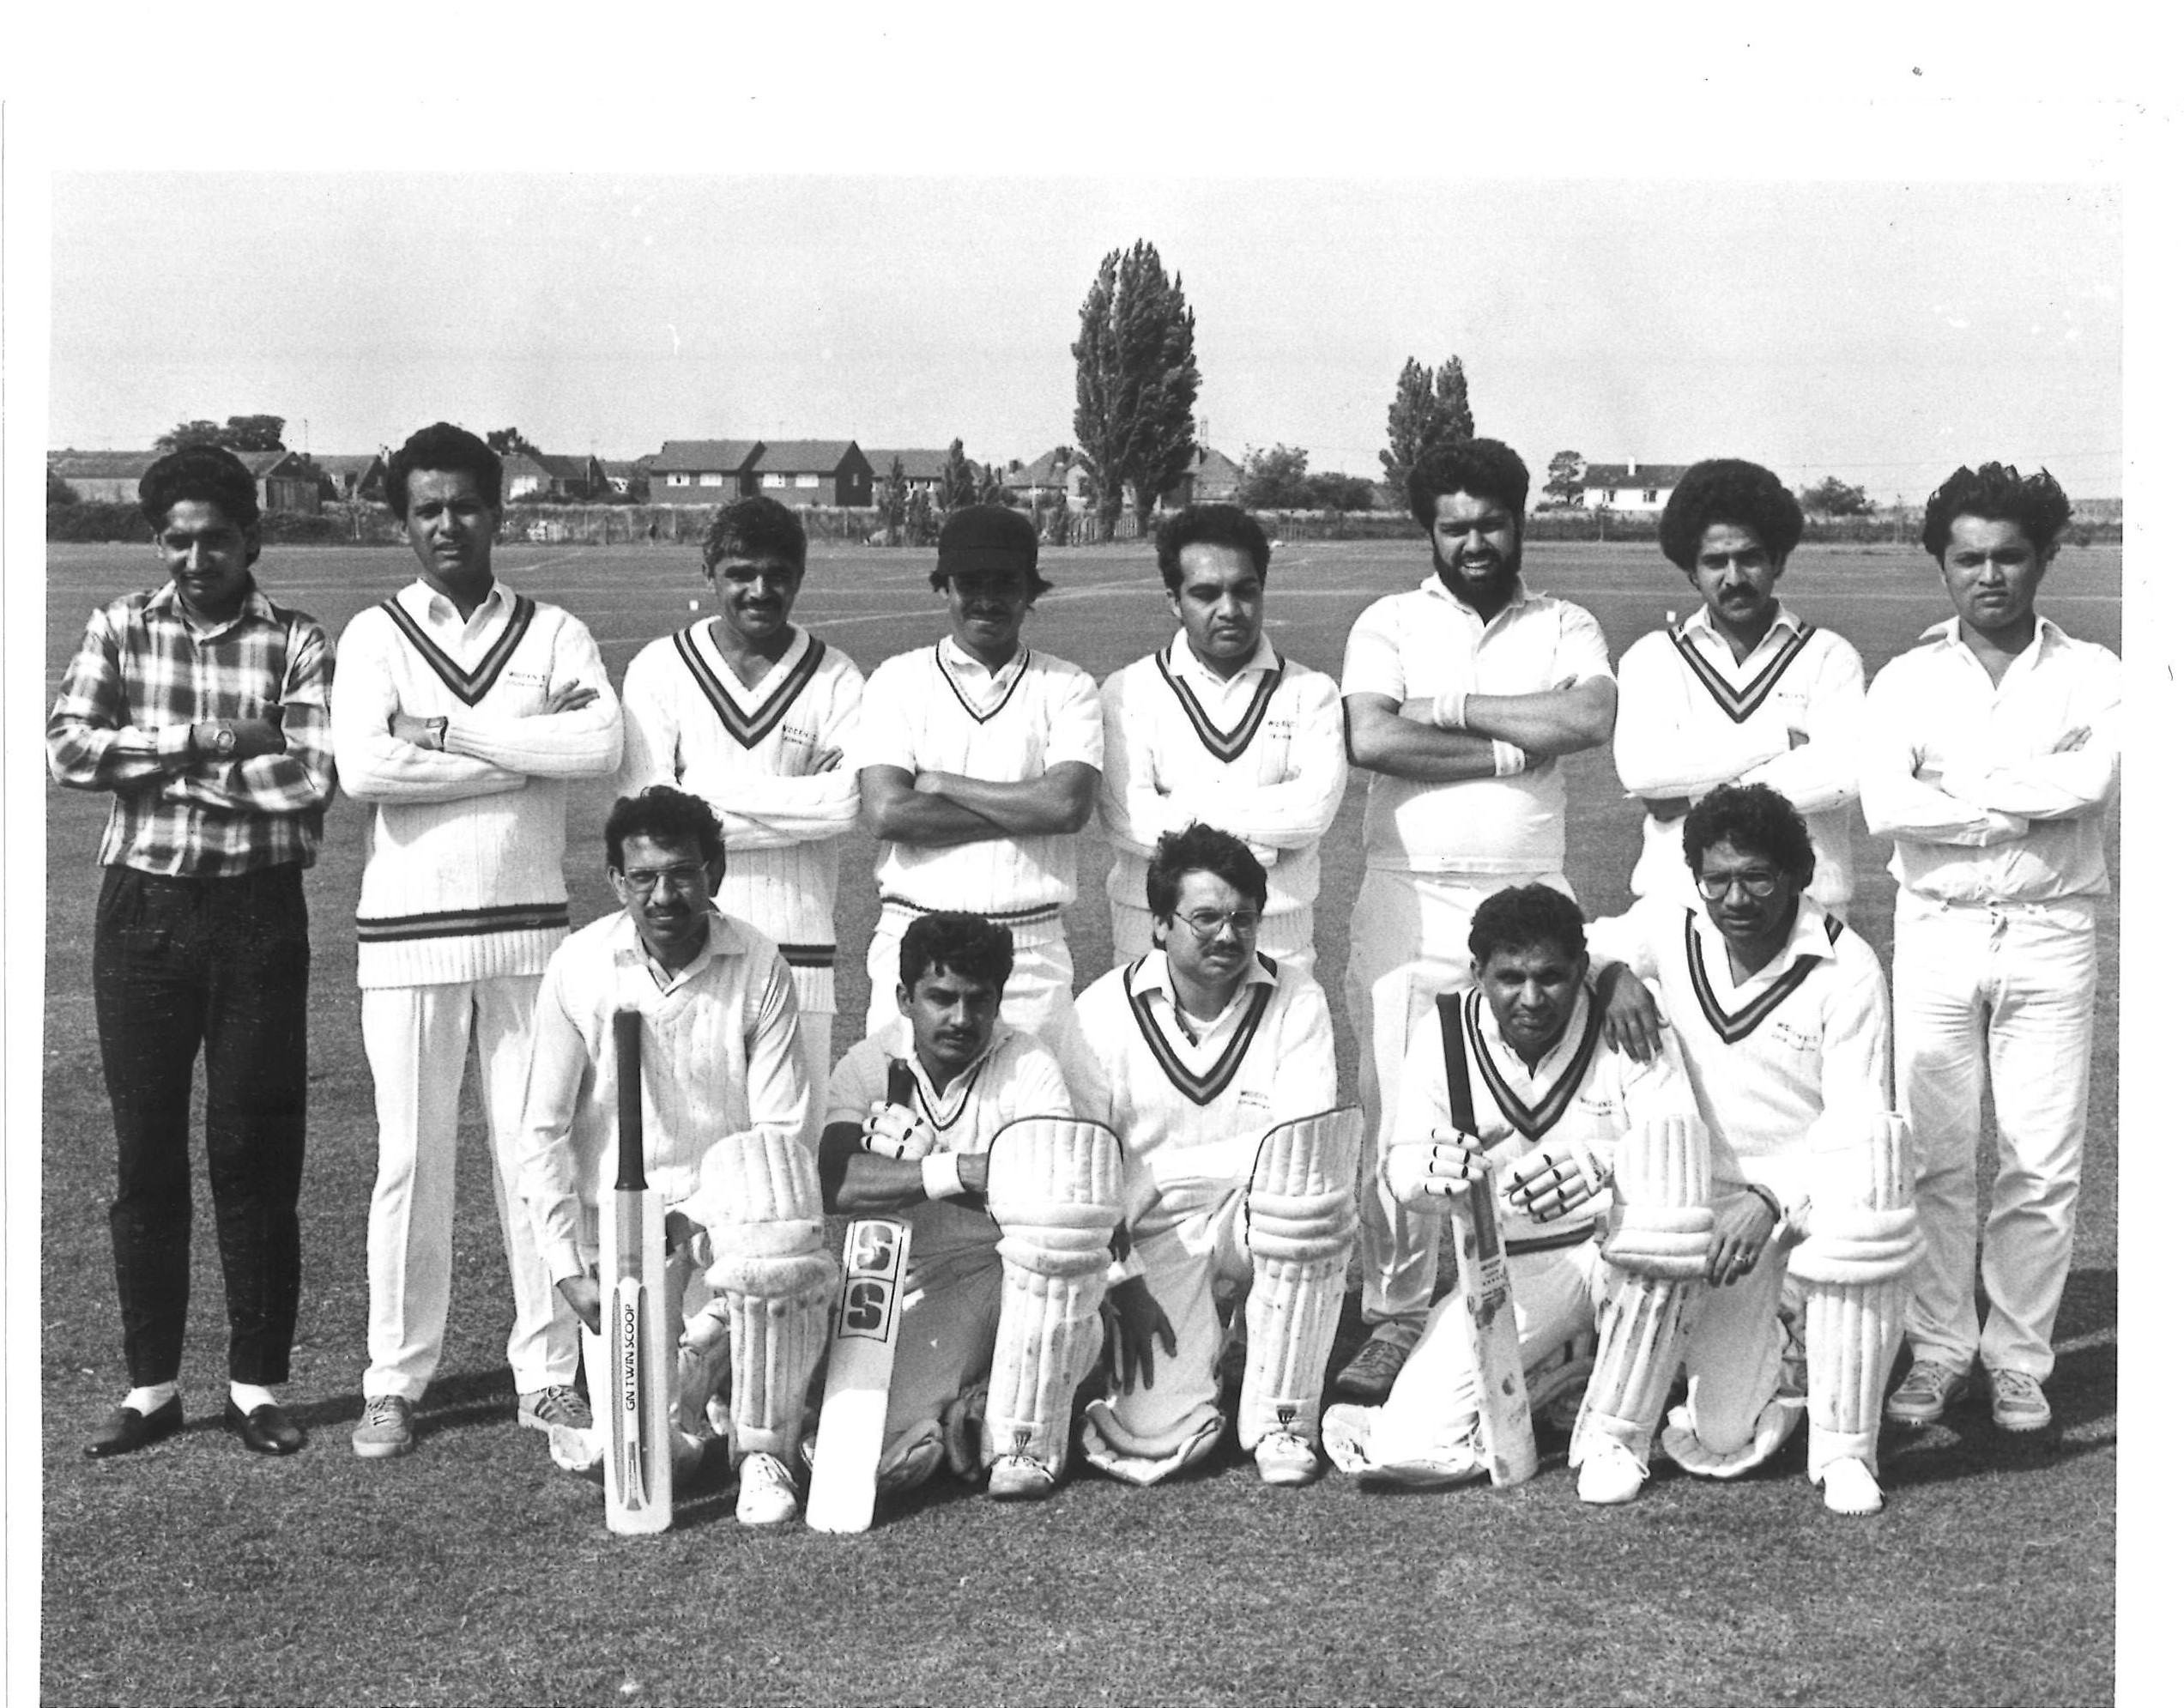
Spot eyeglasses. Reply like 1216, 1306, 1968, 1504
617, 863, 711, 896
1696, 869, 1781, 900
1174, 907, 1261, 941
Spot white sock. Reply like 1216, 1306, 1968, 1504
229, 1382, 277, 1413
124, 1383, 177, 1414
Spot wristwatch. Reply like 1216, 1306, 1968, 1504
206, 724, 239, 759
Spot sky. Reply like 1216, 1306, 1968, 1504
46, 173, 2121, 500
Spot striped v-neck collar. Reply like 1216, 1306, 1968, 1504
1461, 984, 1608, 1142
935, 640, 1030, 724
1670, 611, 1816, 724
1123, 952, 1279, 1106
674, 623, 826, 749
380, 589, 536, 707
1154, 638, 1285, 764
1681, 904, 1842, 1045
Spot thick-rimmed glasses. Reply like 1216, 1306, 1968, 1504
616, 863, 711, 897
1696, 869, 1781, 901
1174, 907, 1262, 942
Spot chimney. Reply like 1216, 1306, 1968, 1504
1627, 457, 1636, 477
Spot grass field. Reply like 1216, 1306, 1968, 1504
39, 536, 2122, 1705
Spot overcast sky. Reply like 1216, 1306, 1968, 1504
48, 173, 2121, 500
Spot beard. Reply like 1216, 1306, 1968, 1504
1433, 536, 1522, 611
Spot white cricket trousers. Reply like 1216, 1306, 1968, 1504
1893, 894, 2098, 1383
360, 977, 578, 1401
1108, 899, 1316, 977
1345, 867, 1567, 1329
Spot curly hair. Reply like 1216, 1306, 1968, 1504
898, 912, 1015, 994
604, 786, 726, 873
1406, 439, 1530, 531
1153, 503, 1272, 591
1145, 821, 1269, 918
1467, 883, 1587, 966
1657, 458, 1805, 572
385, 422, 502, 519
1682, 782, 1816, 892
702, 494, 808, 573
139, 445, 262, 536
1919, 462, 2073, 560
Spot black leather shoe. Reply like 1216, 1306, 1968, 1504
224, 1397, 306, 1457
84, 1396, 184, 1458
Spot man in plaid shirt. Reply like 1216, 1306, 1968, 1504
48, 445, 336, 1459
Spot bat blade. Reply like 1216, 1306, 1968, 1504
805, 1216, 913, 1535
1455, 1171, 1539, 1487
603, 1008, 672, 1535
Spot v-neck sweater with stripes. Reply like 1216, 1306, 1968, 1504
332, 580, 621, 988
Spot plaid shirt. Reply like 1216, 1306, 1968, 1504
47, 578, 336, 876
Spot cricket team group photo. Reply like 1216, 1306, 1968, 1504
41, 427, 2121, 1705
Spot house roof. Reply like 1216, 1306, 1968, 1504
654, 439, 762, 474
1582, 462, 1691, 488
1192, 447, 1243, 482
49, 451, 158, 478
599, 459, 644, 479
313, 453, 383, 478
752, 440, 867, 475
862, 448, 952, 482
1004, 448, 1081, 488
236, 451, 303, 476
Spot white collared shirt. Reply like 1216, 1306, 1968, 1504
515, 908, 812, 1282
1064, 948, 1338, 1234
1341, 573, 1613, 874
1097, 632, 1346, 918
1613, 605, 1866, 908
1860, 615, 2120, 905
1587, 893, 1889, 1194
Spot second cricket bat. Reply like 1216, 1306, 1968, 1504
807, 1059, 920, 1535
1452, 1170, 1539, 1487
604, 1008, 672, 1535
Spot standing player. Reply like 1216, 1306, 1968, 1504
1322, 885, 1712, 1505
617, 496, 863, 1096
1861, 463, 2120, 1435
1336, 439, 1618, 1401
1097, 504, 1346, 973
515, 786, 830, 1526
1612, 460, 1865, 912
49, 445, 336, 1457
852, 506, 1101, 1043
1067, 824, 1351, 1487
1588, 784, 1906, 1515
332, 422, 622, 1461
820, 912, 1091, 1502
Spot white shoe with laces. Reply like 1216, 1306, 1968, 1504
1576, 1439, 1649, 1505
1819, 1457, 1885, 1517
736, 1451, 800, 1526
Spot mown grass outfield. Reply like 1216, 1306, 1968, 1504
40, 536, 2121, 1706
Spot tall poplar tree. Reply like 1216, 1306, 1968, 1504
1380, 355, 1475, 494
1072, 241, 1201, 539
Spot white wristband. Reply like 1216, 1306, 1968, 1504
1491, 739, 1527, 778
1434, 689, 1470, 731
920, 1151, 965, 1202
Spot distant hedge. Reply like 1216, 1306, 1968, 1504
48, 502, 360, 544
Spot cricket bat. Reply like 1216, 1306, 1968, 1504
1436, 992, 1540, 1487
603, 1008, 672, 1535
806, 1059, 919, 1534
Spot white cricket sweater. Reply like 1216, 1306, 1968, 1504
331, 580, 622, 988
619, 621, 863, 1008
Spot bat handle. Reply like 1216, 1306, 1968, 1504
886, 1058, 917, 1110
614, 1008, 645, 1192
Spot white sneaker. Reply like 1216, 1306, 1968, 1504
986, 1453, 1058, 1501
1819, 1457, 1885, 1517
736, 1451, 800, 1526
1576, 1440, 1648, 1505
1253, 1431, 1322, 1487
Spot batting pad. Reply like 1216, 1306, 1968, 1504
983, 1117, 1124, 1476
1600, 1114, 1715, 1280
1570, 1268, 1697, 1465
1788, 1114, 1922, 1480
701, 1130, 838, 1459
1240, 1107, 1364, 1450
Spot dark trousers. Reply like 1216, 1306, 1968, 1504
92, 864, 312, 1386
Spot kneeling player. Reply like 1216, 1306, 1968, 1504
1589, 782, 1916, 1516
515, 786, 833, 1526
1066, 823, 1357, 1487
818, 912, 1106, 1502
1322, 884, 1715, 1505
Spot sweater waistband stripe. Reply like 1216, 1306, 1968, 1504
357, 905, 569, 942
880, 895, 1061, 928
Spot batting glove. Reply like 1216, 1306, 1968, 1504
1504, 1139, 1613, 1221
862, 1100, 939, 1160
1383, 1124, 1487, 1211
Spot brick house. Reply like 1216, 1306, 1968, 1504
650, 439, 764, 505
